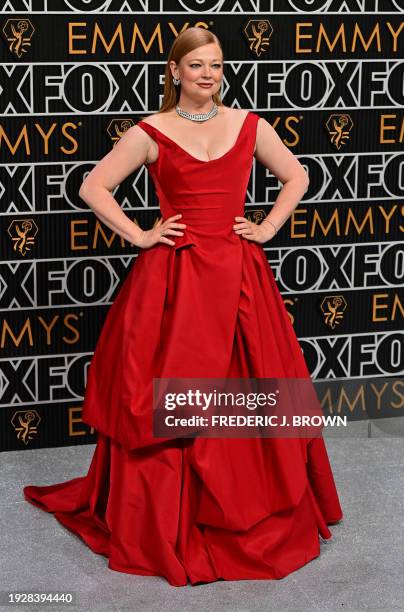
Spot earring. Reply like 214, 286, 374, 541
172, 76, 181, 86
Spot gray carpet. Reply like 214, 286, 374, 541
1, 419, 403, 612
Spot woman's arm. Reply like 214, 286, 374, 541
78, 125, 152, 246
254, 117, 309, 236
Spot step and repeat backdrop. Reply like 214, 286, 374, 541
0, 1, 403, 451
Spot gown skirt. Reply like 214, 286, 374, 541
23, 110, 343, 586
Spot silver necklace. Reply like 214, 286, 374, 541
175, 103, 218, 122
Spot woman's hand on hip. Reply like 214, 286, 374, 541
233, 216, 276, 244
137, 214, 187, 249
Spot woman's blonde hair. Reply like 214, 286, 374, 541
158, 27, 224, 113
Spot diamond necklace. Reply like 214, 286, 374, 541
175, 103, 219, 122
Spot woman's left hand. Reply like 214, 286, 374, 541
233, 216, 276, 244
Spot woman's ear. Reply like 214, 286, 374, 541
169, 60, 178, 80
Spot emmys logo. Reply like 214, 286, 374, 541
11, 410, 41, 445
321, 295, 347, 329
2, 18, 35, 59
7, 218, 38, 256
108, 118, 136, 146
245, 209, 267, 224
243, 19, 273, 57
326, 114, 354, 150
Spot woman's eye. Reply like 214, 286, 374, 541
189, 63, 222, 68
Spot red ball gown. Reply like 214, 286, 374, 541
23, 110, 343, 586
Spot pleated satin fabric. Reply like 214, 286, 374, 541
24, 111, 343, 586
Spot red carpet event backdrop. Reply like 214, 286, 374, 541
0, 1, 403, 451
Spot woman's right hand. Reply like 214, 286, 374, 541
136, 214, 187, 249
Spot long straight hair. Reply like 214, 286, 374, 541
158, 27, 224, 113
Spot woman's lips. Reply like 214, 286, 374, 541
197, 83, 213, 88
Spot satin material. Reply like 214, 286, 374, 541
24, 111, 343, 586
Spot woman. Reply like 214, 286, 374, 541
23, 27, 343, 586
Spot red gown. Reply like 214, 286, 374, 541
23, 110, 343, 586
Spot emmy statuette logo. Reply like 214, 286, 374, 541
11, 410, 41, 445
326, 114, 354, 150
7, 219, 38, 256
321, 296, 347, 329
243, 20, 273, 57
2, 18, 35, 58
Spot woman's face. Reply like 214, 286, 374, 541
171, 42, 223, 100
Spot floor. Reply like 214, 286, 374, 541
0, 418, 403, 612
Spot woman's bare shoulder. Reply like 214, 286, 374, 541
139, 111, 176, 129
221, 107, 250, 125
225, 107, 248, 116
139, 113, 158, 125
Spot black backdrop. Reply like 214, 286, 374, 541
0, 1, 403, 451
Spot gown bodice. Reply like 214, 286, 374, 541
136, 111, 260, 247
